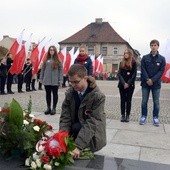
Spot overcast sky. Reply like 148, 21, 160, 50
0, 0, 170, 58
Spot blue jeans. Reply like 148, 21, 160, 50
141, 87, 160, 118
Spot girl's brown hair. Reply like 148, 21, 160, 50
120, 49, 134, 70
42, 45, 61, 70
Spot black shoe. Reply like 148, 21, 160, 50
18, 90, 24, 93
51, 108, 56, 115
1, 92, 7, 95
125, 115, 130, 122
8, 91, 14, 94
38, 87, 43, 90
44, 108, 51, 115
32, 88, 37, 91
120, 115, 125, 122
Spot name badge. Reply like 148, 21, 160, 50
127, 72, 130, 75
157, 63, 160, 66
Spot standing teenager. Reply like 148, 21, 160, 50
40, 46, 63, 115
74, 46, 93, 76
139, 40, 166, 126
117, 49, 137, 122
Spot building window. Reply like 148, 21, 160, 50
88, 46, 94, 55
113, 47, 118, 55
66, 47, 72, 53
74, 47, 79, 53
102, 47, 107, 56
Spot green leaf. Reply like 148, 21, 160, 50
8, 99, 23, 128
68, 155, 74, 164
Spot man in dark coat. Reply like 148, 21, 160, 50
59, 64, 106, 159
139, 39, 166, 126
6, 53, 14, 94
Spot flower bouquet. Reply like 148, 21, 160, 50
0, 97, 94, 170
25, 131, 76, 170
0, 97, 52, 158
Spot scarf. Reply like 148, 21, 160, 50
77, 54, 88, 64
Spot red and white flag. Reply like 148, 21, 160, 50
58, 46, 66, 65
160, 39, 170, 82
161, 63, 170, 82
89, 54, 95, 74
96, 55, 103, 73
63, 47, 74, 75
10, 33, 32, 74
70, 47, 79, 66
9, 29, 25, 59
30, 37, 46, 75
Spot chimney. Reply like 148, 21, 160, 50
3, 35, 9, 39
95, 18, 103, 24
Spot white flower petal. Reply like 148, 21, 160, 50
25, 157, 30, 166
33, 125, 40, 132
23, 120, 29, 125
33, 152, 39, 160
29, 114, 35, 118
31, 161, 37, 169
43, 164, 52, 170
36, 158, 42, 167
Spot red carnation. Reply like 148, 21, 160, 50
48, 125, 53, 130
53, 131, 68, 153
34, 119, 44, 125
44, 131, 69, 158
41, 155, 50, 164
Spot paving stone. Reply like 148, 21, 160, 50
95, 143, 140, 160
0, 81, 170, 124
107, 120, 165, 134
112, 130, 170, 150
140, 147, 170, 165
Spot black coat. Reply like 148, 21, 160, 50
0, 63, 7, 77
6, 57, 13, 71
74, 57, 93, 76
117, 60, 137, 88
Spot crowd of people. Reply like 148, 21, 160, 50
0, 39, 167, 156
0, 54, 43, 95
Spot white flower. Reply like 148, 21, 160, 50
36, 139, 46, 152
33, 152, 39, 160
25, 157, 30, 166
35, 158, 42, 167
33, 125, 40, 132
23, 120, 29, 125
38, 145, 45, 152
29, 114, 35, 118
45, 130, 55, 137
43, 164, 52, 170
31, 161, 37, 169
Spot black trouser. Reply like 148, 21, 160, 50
31, 79, 36, 90
119, 86, 134, 116
17, 74, 23, 92
62, 76, 68, 87
25, 76, 32, 91
7, 73, 13, 92
44, 85, 59, 109
38, 82, 42, 89
0, 76, 6, 93
70, 122, 82, 139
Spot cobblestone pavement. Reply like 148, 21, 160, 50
0, 80, 170, 124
